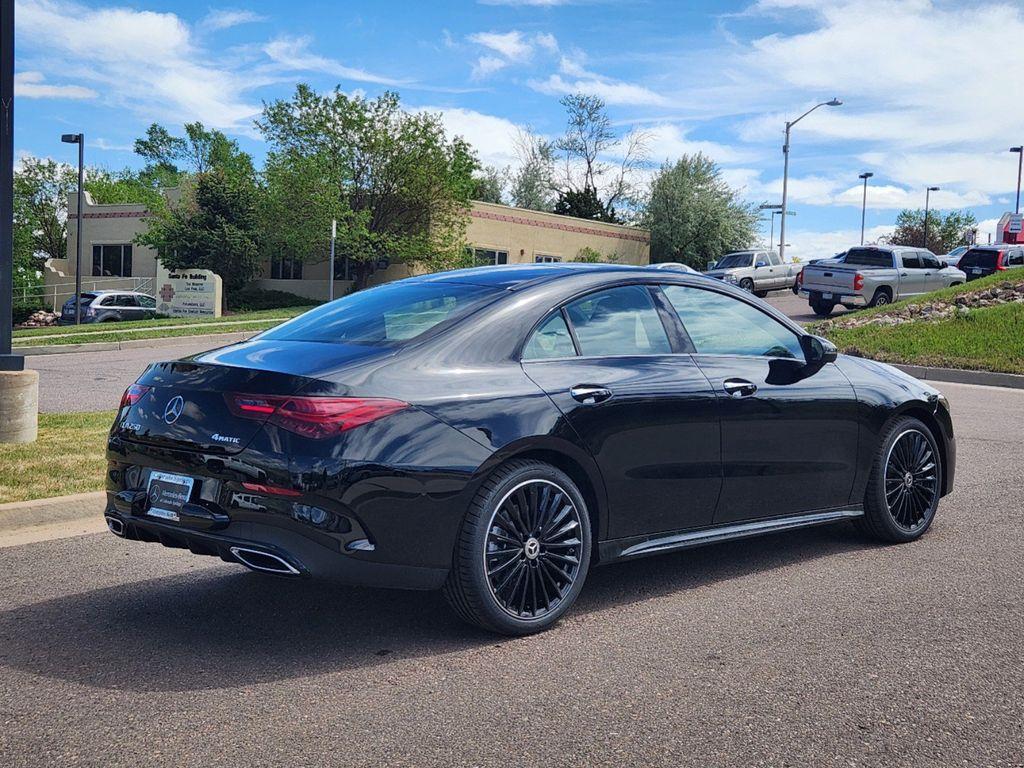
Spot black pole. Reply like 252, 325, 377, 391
1016, 149, 1022, 216
74, 134, 83, 324
923, 189, 930, 250
0, 0, 24, 371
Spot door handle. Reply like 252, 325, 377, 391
900, 272, 908, 277
570, 385, 612, 404
723, 378, 757, 398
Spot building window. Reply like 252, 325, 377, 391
91, 244, 133, 277
271, 258, 304, 280
535, 254, 562, 263
471, 248, 508, 266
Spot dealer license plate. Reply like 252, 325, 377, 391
146, 471, 195, 522
821, 292, 833, 300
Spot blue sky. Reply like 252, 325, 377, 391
13, 0, 1024, 258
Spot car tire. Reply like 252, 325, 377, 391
857, 416, 942, 544
810, 300, 835, 317
739, 278, 755, 292
869, 288, 892, 307
754, 290, 769, 298
442, 459, 592, 635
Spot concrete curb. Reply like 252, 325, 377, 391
892, 364, 1024, 390
15, 330, 259, 357
0, 490, 105, 532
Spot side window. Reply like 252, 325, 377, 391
901, 252, 922, 269
1009, 249, 1024, 267
662, 285, 803, 359
138, 295, 157, 309
117, 294, 139, 307
920, 252, 941, 269
768, 252, 782, 266
565, 286, 671, 357
522, 313, 576, 360
754, 253, 768, 267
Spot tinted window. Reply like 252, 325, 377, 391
958, 249, 1000, 270
715, 253, 753, 269
1007, 249, 1024, 267
662, 285, 803, 359
920, 253, 942, 269
522, 313, 576, 359
901, 253, 922, 269
138, 295, 157, 309
117, 294, 139, 307
565, 286, 671, 357
262, 281, 498, 346
843, 249, 894, 268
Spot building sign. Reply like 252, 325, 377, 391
155, 263, 222, 317
1009, 214, 1023, 234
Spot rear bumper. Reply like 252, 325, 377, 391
799, 288, 867, 307
104, 492, 450, 590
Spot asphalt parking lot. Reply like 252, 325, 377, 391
1, 380, 1022, 767
28, 290, 839, 413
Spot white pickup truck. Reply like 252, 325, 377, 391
798, 246, 967, 316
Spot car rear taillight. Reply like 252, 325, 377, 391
996, 251, 1007, 270
853, 272, 864, 291
119, 384, 152, 409
226, 394, 409, 439
797, 268, 804, 286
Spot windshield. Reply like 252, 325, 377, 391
843, 249, 893, 268
958, 249, 1000, 270
260, 280, 499, 346
715, 253, 753, 269
64, 293, 97, 308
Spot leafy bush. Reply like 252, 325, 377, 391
12, 301, 45, 325
227, 287, 319, 312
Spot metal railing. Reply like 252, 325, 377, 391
16, 276, 154, 310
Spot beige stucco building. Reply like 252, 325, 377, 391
45, 194, 649, 307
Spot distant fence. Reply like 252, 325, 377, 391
19, 277, 155, 311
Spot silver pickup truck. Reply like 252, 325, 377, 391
704, 250, 800, 297
798, 246, 967, 316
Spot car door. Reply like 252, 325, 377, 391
137, 294, 158, 317
521, 284, 722, 540
1006, 248, 1024, 272
753, 252, 774, 289
660, 283, 860, 524
898, 251, 928, 297
920, 252, 947, 292
116, 294, 142, 320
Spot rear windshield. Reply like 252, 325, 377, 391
260, 280, 499, 346
958, 249, 1000, 270
843, 249, 894, 268
65, 292, 97, 307
715, 253, 753, 269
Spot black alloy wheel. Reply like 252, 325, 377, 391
858, 416, 941, 543
443, 460, 592, 635
883, 428, 939, 532
739, 278, 755, 292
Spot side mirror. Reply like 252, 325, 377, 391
801, 334, 838, 367
755, 260, 768, 268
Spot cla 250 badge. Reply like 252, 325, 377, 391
211, 433, 241, 445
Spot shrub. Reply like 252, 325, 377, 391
227, 287, 319, 312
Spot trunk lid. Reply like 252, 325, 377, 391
115, 339, 394, 454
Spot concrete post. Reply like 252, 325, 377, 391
0, 370, 39, 443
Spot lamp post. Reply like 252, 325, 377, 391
1011, 146, 1023, 215
779, 98, 842, 263
0, 0, 19, 371
770, 209, 796, 251
858, 172, 873, 245
758, 203, 781, 249
923, 186, 939, 250
61, 133, 84, 324
328, 218, 337, 301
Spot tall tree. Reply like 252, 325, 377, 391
138, 168, 261, 299
134, 121, 255, 179
552, 94, 649, 222
887, 209, 978, 254
642, 154, 761, 268
510, 128, 557, 212
471, 165, 506, 204
12, 156, 78, 265
257, 85, 478, 289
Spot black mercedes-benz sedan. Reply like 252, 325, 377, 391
104, 264, 955, 635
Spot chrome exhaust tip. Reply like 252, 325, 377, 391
105, 516, 125, 537
229, 546, 301, 576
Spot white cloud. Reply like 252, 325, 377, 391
262, 36, 410, 86
469, 31, 535, 61
472, 55, 510, 79
478, 0, 573, 5
422, 106, 524, 168
17, 0, 258, 129
14, 71, 96, 99
530, 74, 669, 107
781, 224, 896, 262
90, 138, 134, 152
200, 9, 267, 32
639, 123, 752, 165
466, 30, 562, 79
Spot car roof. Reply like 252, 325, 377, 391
408, 262, 661, 290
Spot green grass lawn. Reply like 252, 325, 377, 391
822, 301, 1024, 375
13, 306, 313, 347
0, 412, 116, 504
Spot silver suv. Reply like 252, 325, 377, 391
704, 250, 800, 297
58, 290, 158, 325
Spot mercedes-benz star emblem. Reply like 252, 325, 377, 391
163, 395, 185, 425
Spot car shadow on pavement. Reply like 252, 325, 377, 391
0, 523, 867, 692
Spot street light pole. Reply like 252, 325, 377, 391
61, 133, 84, 324
858, 172, 873, 245
1011, 146, 1023, 215
0, 0, 19, 371
779, 98, 842, 263
923, 186, 939, 250
328, 218, 337, 301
